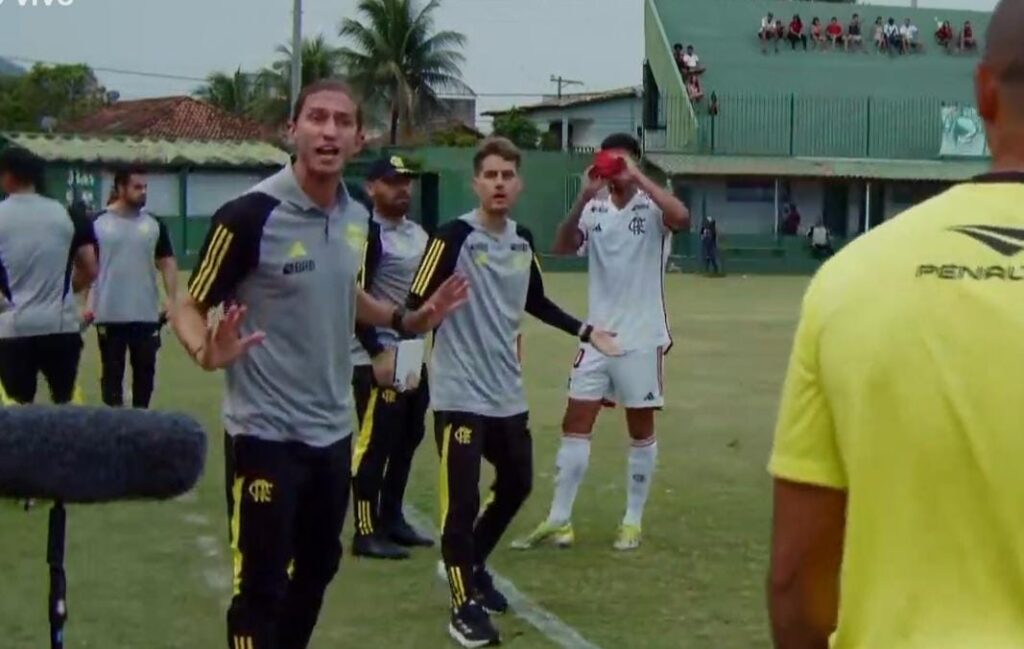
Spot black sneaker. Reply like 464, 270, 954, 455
448, 600, 500, 648
388, 519, 435, 548
473, 566, 508, 615
351, 533, 410, 560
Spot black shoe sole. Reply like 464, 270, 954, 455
448, 623, 500, 648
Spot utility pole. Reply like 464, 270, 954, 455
290, 0, 303, 115
550, 74, 583, 99
550, 74, 583, 152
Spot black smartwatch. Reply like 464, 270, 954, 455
579, 324, 594, 343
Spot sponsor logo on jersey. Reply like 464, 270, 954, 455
916, 225, 1024, 281
510, 242, 528, 252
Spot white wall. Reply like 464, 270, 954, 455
98, 170, 269, 217
689, 179, 775, 235
186, 172, 267, 216
526, 96, 642, 151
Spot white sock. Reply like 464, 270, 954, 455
547, 435, 591, 525
623, 437, 658, 528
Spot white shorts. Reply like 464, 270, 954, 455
567, 344, 666, 409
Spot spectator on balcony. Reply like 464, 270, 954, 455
761, 12, 780, 53
884, 18, 902, 54
960, 21, 977, 51
873, 17, 887, 51
686, 74, 704, 103
810, 18, 825, 49
682, 45, 705, 75
846, 14, 865, 52
673, 43, 686, 70
825, 17, 844, 49
935, 19, 954, 51
900, 18, 921, 52
787, 15, 808, 51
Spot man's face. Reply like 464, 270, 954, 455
120, 174, 147, 209
289, 90, 363, 178
368, 176, 413, 217
473, 155, 522, 215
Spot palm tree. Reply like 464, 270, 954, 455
194, 68, 259, 116
338, 0, 470, 145
253, 34, 344, 125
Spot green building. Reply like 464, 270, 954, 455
643, 0, 993, 272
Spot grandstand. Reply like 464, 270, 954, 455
642, 0, 993, 273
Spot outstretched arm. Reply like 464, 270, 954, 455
524, 252, 584, 336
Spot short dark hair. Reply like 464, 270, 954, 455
292, 78, 364, 128
0, 146, 45, 191
600, 133, 641, 158
473, 137, 521, 174
113, 166, 146, 189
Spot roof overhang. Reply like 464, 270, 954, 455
0, 132, 289, 168
645, 153, 990, 182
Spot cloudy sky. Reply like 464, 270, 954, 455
0, 0, 999, 125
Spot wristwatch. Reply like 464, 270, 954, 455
579, 324, 593, 343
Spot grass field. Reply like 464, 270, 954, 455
0, 273, 808, 649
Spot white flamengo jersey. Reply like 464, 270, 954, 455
577, 190, 673, 353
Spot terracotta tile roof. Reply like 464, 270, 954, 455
62, 96, 274, 141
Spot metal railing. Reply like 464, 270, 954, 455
647, 93, 968, 159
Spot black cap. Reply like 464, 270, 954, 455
366, 155, 419, 181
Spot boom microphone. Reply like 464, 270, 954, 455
0, 405, 207, 503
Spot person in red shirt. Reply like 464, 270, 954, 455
935, 20, 954, 50
825, 17, 844, 48
960, 20, 977, 51
788, 14, 808, 50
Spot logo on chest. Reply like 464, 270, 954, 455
628, 216, 646, 236
283, 240, 316, 275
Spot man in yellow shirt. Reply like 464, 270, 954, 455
767, 2, 1024, 647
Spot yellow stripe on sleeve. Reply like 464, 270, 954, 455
189, 225, 235, 303
411, 240, 445, 296
188, 225, 227, 295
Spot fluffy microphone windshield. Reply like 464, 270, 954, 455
0, 406, 207, 503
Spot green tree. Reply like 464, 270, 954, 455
0, 63, 109, 132
492, 109, 541, 149
338, 0, 470, 145
194, 68, 260, 116
253, 35, 343, 125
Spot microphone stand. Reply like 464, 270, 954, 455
47, 501, 68, 649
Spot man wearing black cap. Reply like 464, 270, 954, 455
351, 155, 435, 559
0, 146, 98, 405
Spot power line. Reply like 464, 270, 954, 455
0, 54, 623, 104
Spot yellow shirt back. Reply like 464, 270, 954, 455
770, 176, 1024, 649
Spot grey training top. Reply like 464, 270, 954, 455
92, 209, 174, 324
406, 211, 583, 418
351, 212, 429, 366
0, 193, 96, 339
186, 164, 369, 447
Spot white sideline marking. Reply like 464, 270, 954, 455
405, 506, 604, 649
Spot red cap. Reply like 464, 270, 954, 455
589, 150, 626, 180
